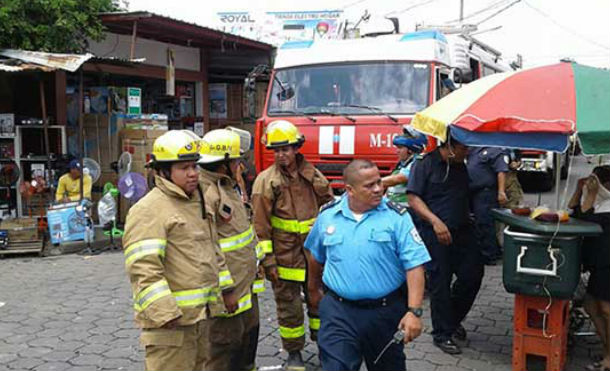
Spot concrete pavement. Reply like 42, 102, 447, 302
0, 154, 606, 371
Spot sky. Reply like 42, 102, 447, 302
126, 0, 610, 69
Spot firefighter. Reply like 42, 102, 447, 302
252, 120, 334, 370
123, 130, 236, 371
198, 128, 265, 371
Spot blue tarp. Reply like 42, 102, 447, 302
450, 126, 570, 152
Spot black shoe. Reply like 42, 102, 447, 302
484, 258, 497, 266
433, 338, 462, 355
285, 351, 305, 371
453, 325, 467, 341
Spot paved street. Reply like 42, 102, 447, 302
0, 155, 607, 371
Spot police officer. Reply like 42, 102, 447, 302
407, 135, 483, 355
305, 159, 430, 371
123, 130, 235, 371
198, 129, 265, 371
382, 126, 428, 205
467, 147, 509, 265
252, 120, 334, 370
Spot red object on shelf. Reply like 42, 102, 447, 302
512, 294, 570, 371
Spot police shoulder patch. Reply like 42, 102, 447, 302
319, 198, 340, 213
386, 200, 407, 215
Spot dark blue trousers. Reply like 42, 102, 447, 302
470, 188, 501, 261
420, 224, 484, 342
318, 293, 406, 371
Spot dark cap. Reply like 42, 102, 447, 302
69, 159, 82, 170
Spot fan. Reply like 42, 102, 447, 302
0, 161, 20, 218
118, 173, 148, 203
97, 182, 123, 251
82, 157, 101, 184
117, 152, 132, 177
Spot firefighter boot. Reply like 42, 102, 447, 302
285, 351, 305, 371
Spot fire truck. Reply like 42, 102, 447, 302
247, 26, 515, 190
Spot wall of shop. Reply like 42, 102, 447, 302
88, 32, 201, 71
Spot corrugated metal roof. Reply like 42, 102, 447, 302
0, 60, 54, 72
99, 11, 273, 51
0, 49, 93, 72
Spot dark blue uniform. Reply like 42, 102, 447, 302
467, 147, 509, 263
407, 149, 483, 344
305, 196, 430, 371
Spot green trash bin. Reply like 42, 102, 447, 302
491, 209, 602, 299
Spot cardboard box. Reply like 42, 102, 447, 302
120, 129, 166, 167
46, 204, 87, 244
83, 114, 123, 171
120, 129, 167, 140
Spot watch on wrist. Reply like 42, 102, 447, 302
407, 307, 423, 318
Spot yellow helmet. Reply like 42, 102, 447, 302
199, 129, 242, 164
151, 130, 201, 163
263, 120, 304, 149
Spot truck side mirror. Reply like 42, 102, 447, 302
277, 86, 295, 101
451, 67, 463, 88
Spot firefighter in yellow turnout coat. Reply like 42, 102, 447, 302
123, 130, 236, 371
252, 120, 334, 370
198, 128, 265, 371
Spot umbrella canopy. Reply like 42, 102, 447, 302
412, 62, 610, 154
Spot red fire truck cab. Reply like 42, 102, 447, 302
250, 30, 512, 191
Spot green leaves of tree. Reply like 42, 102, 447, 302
0, 0, 122, 53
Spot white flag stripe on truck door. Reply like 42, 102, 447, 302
339, 126, 355, 155
319, 126, 335, 155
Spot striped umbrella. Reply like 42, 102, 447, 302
411, 62, 610, 154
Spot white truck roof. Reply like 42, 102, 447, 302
274, 30, 512, 74
274, 30, 451, 69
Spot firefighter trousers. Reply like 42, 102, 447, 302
140, 322, 206, 371
272, 279, 319, 352
200, 296, 260, 371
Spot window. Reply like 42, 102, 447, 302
268, 62, 430, 116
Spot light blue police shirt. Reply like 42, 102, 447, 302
304, 196, 431, 300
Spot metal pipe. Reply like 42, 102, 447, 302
79, 70, 84, 202
460, 0, 464, 22
130, 21, 138, 60
555, 153, 561, 209
39, 78, 53, 200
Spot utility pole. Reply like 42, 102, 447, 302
460, 0, 464, 22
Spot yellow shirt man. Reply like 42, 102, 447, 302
55, 160, 92, 202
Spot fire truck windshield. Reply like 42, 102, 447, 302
268, 62, 430, 116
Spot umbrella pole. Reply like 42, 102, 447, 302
555, 154, 561, 209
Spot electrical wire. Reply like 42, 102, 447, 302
445, 0, 512, 24
476, 0, 522, 26
385, 0, 442, 16
340, 0, 369, 9
523, 1, 610, 52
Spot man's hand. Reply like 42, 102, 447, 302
222, 290, 239, 314
265, 265, 279, 285
398, 312, 423, 344
308, 287, 324, 313
498, 191, 508, 206
432, 220, 452, 245
161, 317, 181, 329
586, 175, 599, 193
577, 177, 588, 191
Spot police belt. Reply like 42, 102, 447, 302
323, 284, 406, 309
